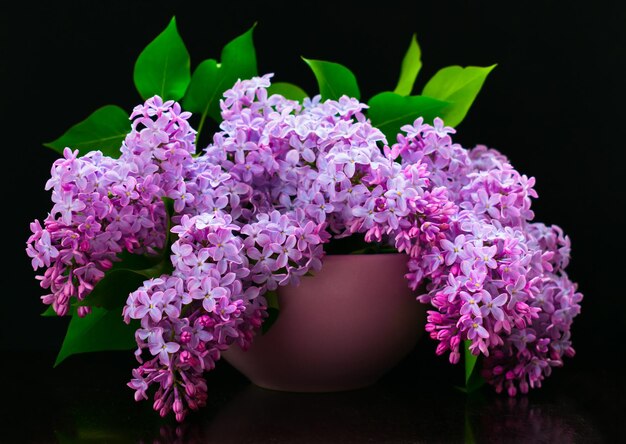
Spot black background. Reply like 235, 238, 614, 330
1, 1, 625, 437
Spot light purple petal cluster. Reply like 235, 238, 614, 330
394, 122, 582, 395
27, 73, 582, 421
26, 97, 199, 318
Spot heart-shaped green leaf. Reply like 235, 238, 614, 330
367, 92, 450, 142
134, 17, 191, 101
44, 105, 129, 157
394, 33, 422, 96
422, 64, 496, 127
182, 25, 257, 136
267, 82, 308, 101
55, 307, 138, 367
302, 58, 360, 101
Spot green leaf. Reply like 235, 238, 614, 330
183, 59, 220, 115
182, 25, 257, 137
463, 340, 486, 393
267, 82, 308, 101
466, 370, 486, 393
422, 64, 496, 127
265, 290, 279, 309
77, 269, 149, 310
43, 105, 129, 157
394, 34, 422, 96
262, 308, 280, 335
464, 413, 477, 444
367, 92, 450, 142
163, 195, 175, 229
41, 305, 57, 317
324, 233, 368, 255
220, 24, 258, 86
134, 17, 191, 101
302, 58, 360, 100
464, 339, 477, 384
110, 251, 163, 272
261, 291, 280, 335
42, 305, 78, 317
55, 307, 138, 367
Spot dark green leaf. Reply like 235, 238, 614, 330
267, 82, 308, 101
183, 59, 220, 115
466, 374, 486, 393
43, 105, 129, 157
324, 233, 368, 255
55, 307, 138, 366
42, 305, 78, 317
463, 339, 486, 393
111, 251, 163, 272
78, 269, 149, 310
422, 64, 496, 127
162, 196, 175, 219
261, 291, 280, 335
464, 339, 477, 384
367, 92, 450, 142
41, 305, 57, 317
394, 34, 422, 96
302, 58, 360, 100
182, 25, 257, 135
262, 308, 280, 335
464, 413, 477, 444
159, 197, 176, 270
134, 17, 191, 101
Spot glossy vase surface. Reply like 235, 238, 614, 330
222, 253, 426, 392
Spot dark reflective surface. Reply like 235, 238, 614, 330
2, 343, 621, 443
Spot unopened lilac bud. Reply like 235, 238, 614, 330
180, 331, 192, 344
186, 398, 197, 410
519, 380, 529, 394
198, 315, 214, 327
179, 350, 192, 364
77, 306, 90, 317
185, 383, 196, 397
173, 399, 183, 414
449, 351, 460, 364
507, 384, 517, 397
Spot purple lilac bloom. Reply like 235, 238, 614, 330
27, 73, 582, 421
403, 123, 582, 394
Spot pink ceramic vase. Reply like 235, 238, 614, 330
222, 253, 426, 392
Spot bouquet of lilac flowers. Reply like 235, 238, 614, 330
26, 18, 582, 421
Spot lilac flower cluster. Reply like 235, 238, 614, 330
394, 125, 582, 395
119, 75, 457, 420
27, 73, 581, 420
